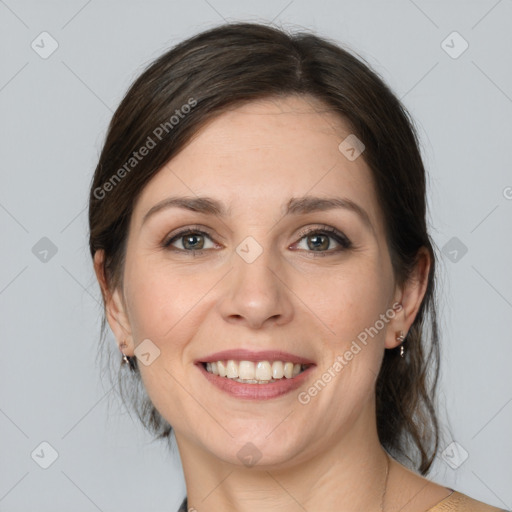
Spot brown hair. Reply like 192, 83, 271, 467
89, 22, 440, 474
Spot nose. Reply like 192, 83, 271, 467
217, 248, 294, 330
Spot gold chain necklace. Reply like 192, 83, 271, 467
380, 452, 391, 511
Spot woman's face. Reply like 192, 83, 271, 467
106, 95, 411, 468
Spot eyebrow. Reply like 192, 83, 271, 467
142, 195, 374, 232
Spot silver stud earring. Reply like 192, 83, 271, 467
396, 330, 405, 358
120, 341, 130, 365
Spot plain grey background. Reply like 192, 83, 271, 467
1, 1, 511, 510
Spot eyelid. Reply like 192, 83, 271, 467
293, 224, 352, 247
162, 225, 219, 248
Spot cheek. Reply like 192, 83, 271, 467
300, 266, 391, 426
123, 255, 217, 343
302, 254, 394, 346
298, 253, 394, 407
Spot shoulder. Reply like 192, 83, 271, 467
427, 491, 509, 512
177, 497, 188, 512
386, 460, 507, 512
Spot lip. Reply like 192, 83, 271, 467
196, 362, 315, 400
196, 349, 315, 365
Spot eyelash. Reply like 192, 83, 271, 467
294, 226, 353, 255
162, 224, 352, 256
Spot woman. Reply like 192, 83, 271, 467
89, 22, 507, 511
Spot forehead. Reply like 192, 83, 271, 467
133, 95, 382, 229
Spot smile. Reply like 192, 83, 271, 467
203, 359, 310, 383
196, 350, 315, 400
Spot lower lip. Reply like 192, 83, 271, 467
196, 363, 314, 400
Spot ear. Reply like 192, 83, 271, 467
93, 250, 134, 356
385, 247, 431, 350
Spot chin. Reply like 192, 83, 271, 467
201, 427, 312, 470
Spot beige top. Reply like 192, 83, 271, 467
426, 491, 509, 511
178, 491, 509, 511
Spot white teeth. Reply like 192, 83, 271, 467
233, 378, 275, 384
204, 359, 308, 382
217, 360, 227, 377
226, 360, 238, 379
283, 362, 294, 379
238, 361, 255, 380
255, 361, 272, 381
272, 361, 284, 379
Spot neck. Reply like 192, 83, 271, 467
175, 401, 390, 512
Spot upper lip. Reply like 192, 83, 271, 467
197, 349, 315, 365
